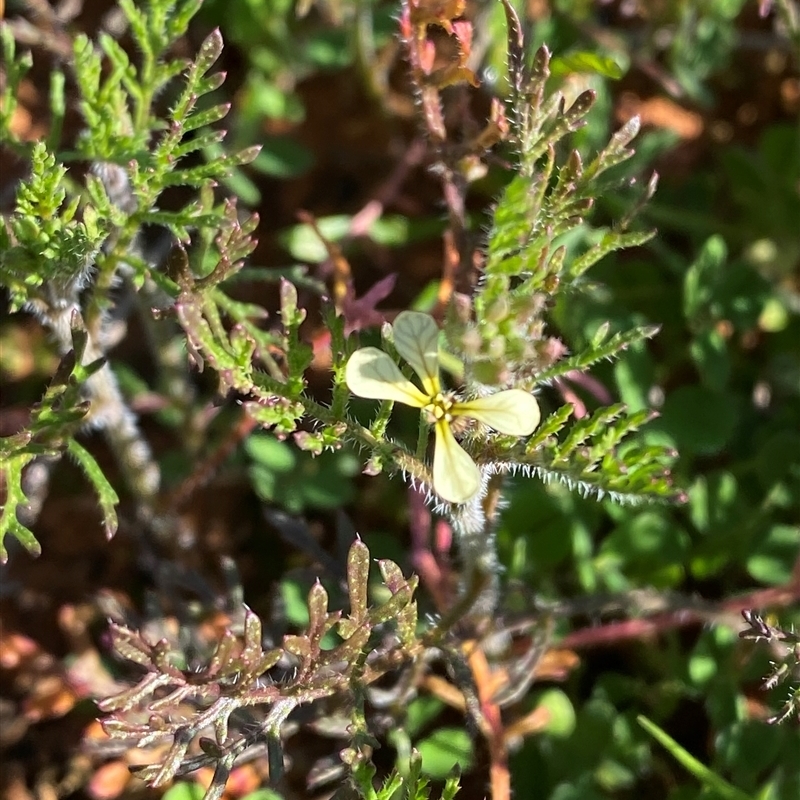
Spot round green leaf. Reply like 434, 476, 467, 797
538, 688, 576, 738
281, 215, 351, 262
654, 385, 739, 457
245, 435, 296, 472
162, 784, 204, 800
747, 525, 800, 585
417, 727, 474, 779
598, 512, 690, 579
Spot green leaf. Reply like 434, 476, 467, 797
746, 525, 800, 585
281, 215, 351, 262
717, 721, 783, 791
687, 471, 740, 534
371, 216, 444, 248
535, 325, 660, 385
404, 696, 445, 739
67, 439, 119, 539
551, 51, 625, 80
245, 434, 297, 472
252, 136, 314, 179
280, 579, 310, 628
240, 790, 284, 800
548, 778, 605, 800
280, 214, 442, 263
614, 344, 654, 413
598, 512, 690, 586
568, 229, 655, 281
537, 688, 576, 738
690, 328, 730, 391
654, 385, 739, 457
637, 716, 752, 800
525, 405, 573, 451
684, 236, 727, 322
305, 29, 352, 69
417, 727, 474, 780
162, 783, 205, 800
0, 454, 42, 562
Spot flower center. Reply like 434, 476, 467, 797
423, 392, 455, 425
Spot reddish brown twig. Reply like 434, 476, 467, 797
468, 646, 511, 800
165, 410, 257, 512
560, 582, 800, 650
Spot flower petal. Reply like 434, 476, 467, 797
392, 311, 441, 395
432, 420, 481, 504
345, 347, 427, 407
455, 389, 541, 436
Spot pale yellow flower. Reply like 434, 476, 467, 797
345, 311, 541, 504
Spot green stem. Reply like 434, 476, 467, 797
415, 414, 428, 461
370, 399, 395, 439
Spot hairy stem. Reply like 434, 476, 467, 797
449, 471, 506, 619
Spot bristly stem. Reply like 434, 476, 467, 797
448, 470, 506, 620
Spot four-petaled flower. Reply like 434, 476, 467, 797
345, 311, 541, 504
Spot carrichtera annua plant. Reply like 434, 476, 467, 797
1, 0, 687, 795
0, 0, 676, 562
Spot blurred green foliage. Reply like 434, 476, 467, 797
246, 433, 360, 513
